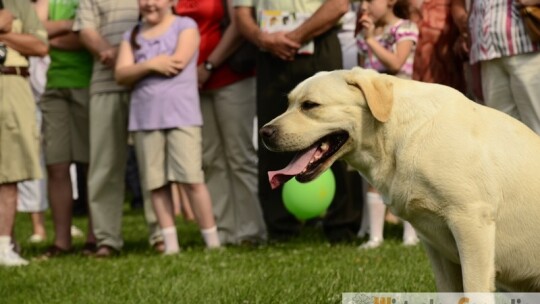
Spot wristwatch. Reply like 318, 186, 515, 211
204, 60, 215, 72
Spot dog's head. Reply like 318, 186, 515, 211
260, 67, 394, 189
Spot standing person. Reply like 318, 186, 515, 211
17, 0, 49, 245
235, 0, 363, 243
38, 0, 97, 257
175, 0, 267, 245
73, 0, 163, 257
115, 0, 221, 254
468, 0, 540, 134
0, 0, 48, 266
412, 0, 466, 93
355, 0, 420, 249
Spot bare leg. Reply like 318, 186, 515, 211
47, 162, 73, 249
0, 183, 18, 237
175, 183, 194, 221
150, 185, 179, 254
150, 186, 175, 229
183, 183, 216, 229
30, 212, 47, 239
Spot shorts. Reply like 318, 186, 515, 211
40, 88, 90, 164
133, 127, 205, 191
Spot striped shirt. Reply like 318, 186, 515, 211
469, 0, 540, 64
356, 19, 419, 79
73, 0, 139, 94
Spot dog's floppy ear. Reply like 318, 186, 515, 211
345, 69, 394, 123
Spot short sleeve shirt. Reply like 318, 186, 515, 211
124, 17, 202, 131
73, 0, 139, 94
356, 19, 418, 79
2, 0, 48, 67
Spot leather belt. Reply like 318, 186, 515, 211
0, 66, 30, 77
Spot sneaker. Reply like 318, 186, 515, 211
28, 234, 45, 243
0, 245, 29, 266
358, 238, 383, 250
71, 225, 84, 238
403, 237, 420, 246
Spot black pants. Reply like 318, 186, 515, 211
256, 29, 363, 241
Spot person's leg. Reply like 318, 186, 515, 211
87, 93, 129, 252
151, 186, 178, 254
200, 90, 235, 244
0, 183, 27, 266
507, 52, 540, 134
30, 212, 47, 240
359, 187, 385, 249
168, 128, 220, 248
480, 58, 517, 120
0, 184, 18, 238
46, 162, 73, 250
210, 78, 267, 244
40, 89, 76, 251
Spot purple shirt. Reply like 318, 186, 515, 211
124, 16, 202, 131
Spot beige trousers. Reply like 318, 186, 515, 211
200, 77, 267, 244
87, 92, 160, 250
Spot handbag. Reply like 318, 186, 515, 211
520, 5, 540, 44
220, 0, 257, 74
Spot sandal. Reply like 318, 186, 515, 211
81, 242, 97, 256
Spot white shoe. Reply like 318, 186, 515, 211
71, 225, 84, 238
28, 234, 45, 243
0, 245, 29, 267
358, 238, 383, 249
403, 237, 420, 246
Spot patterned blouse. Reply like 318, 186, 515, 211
356, 19, 419, 79
469, 0, 540, 64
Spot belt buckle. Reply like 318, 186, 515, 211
15, 66, 20, 76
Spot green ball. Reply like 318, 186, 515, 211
282, 169, 336, 220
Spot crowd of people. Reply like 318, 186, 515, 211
1, 0, 539, 267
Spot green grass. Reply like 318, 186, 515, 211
1, 209, 436, 303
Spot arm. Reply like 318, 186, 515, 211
115, 28, 199, 87
0, 32, 49, 56
32, 0, 48, 22
366, 38, 414, 74
198, 0, 245, 86
45, 20, 75, 39
286, 0, 349, 45
79, 28, 113, 57
517, 0, 540, 5
0, 10, 14, 33
235, 6, 300, 60
49, 33, 84, 50
206, 0, 244, 67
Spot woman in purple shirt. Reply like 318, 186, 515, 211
115, 0, 220, 254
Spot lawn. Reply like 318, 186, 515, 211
1, 209, 436, 303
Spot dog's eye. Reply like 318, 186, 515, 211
301, 101, 320, 111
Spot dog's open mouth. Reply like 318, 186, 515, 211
268, 131, 349, 189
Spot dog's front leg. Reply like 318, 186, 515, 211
448, 206, 497, 292
423, 242, 464, 292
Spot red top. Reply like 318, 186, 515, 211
175, 0, 253, 91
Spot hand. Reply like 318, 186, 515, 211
0, 10, 14, 33
260, 31, 301, 61
197, 64, 211, 89
99, 47, 118, 68
358, 14, 375, 40
148, 54, 184, 77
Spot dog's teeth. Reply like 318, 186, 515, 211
320, 142, 329, 151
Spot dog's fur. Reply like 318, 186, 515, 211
260, 68, 540, 292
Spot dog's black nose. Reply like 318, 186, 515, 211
259, 125, 277, 140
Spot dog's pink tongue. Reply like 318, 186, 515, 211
268, 146, 318, 189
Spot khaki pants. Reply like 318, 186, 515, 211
481, 52, 540, 134
200, 77, 267, 244
87, 92, 160, 250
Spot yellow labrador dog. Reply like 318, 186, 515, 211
260, 67, 540, 292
